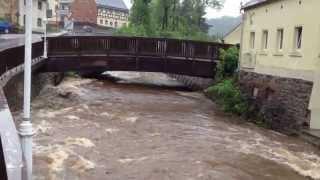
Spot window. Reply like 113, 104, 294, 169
100, 19, 103, 24
294, 26, 303, 49
105, 20, 108, 25
250, 32, 255, 49
37, 18, 42, 27
261, 30, 268, 50
253, 88, 259, 99
276, 29, 284, 50
115, 21, 118, 28
110, 22, 113, 26
38, 1, 42, 10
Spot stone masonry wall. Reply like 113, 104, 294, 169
239, 70, 313, 133
3, 72, 63, 111
0, 57, 64, 112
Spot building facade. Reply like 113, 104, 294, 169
0, 0, 47, 32
47, 0, 59, 24
0, 0, 19, 24
240, 0, 320, 131
18, 0, 48, 32
96, 0, 129, 29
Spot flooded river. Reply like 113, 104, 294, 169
14, 72, 320, 180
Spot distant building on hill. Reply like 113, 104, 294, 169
96, 0, 129, 29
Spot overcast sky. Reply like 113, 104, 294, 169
123, 0, 247, 19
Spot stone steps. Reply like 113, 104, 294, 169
300, 129, 320, 148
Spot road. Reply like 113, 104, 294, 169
13, 72, 320, 180
0, 32, 65, 51
0, 34, 43, 51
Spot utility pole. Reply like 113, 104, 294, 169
19, 0, 34, 179
43, 18, 48, 58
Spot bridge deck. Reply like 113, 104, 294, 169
44, 36, 231, 78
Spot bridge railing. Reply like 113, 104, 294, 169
0, 41, 44, 77
47, 36, 231, 61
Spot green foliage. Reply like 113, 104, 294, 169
116, 0, 225, 41
206, 79, 248, 115
216, 46, 239, 80
115, 24, 150, 37
129, 0, 152, 34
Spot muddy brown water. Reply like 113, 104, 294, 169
13, 72, 320, 180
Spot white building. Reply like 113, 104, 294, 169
96, 0, 129, 29
18, 0, 48, 32
47, 0, 59, 24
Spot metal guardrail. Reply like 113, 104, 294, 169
47, 36, 231, 61
0, 41, 44, 180
0, 42, 44, 77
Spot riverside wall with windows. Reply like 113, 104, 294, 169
2, 72, 63, 111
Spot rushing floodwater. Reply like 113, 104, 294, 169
14, 72, 320, 180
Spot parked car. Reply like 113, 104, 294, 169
0, 21, 12, 34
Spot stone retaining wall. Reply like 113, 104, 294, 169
0, 58, 64, 111
239, 70, 313, 133
169, 74, 214, 90
3, 72, 62, 111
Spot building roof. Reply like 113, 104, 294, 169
242, 0, 269, 9
223, 22, 242, 39
71, 0, 97, 24
96, 0, 129, 11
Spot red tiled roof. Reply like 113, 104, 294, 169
71, 0, 97, 24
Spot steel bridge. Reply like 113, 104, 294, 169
43, 36, 230, 77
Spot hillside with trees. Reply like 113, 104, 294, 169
117, 0, 224, 41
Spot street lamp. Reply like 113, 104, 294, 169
19, 0, 34, 179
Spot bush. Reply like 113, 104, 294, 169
217, 46, 239, 80
206, 79, 248, 115
115, 24, 150, 37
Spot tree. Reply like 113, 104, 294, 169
130, 0, 152, 27
118, 0, 225, 40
